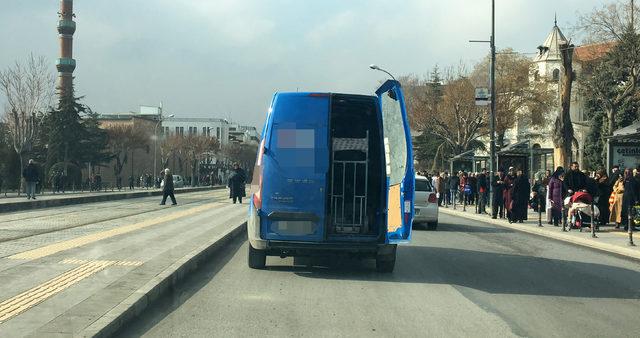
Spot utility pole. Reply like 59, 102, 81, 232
490, 0, 497, 181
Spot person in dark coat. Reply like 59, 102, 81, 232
160, 168, 177, 205
228, 162, 246, 204
491, 169, 506, 219
477, 168, 489, 214
548, 168, 567, 226
595, 170, 610, 226
22, 159, 39, 200
511, 169, 531, 223
621, 168, 639, 230
564, 162, 587, 194
503, 167, 516, 221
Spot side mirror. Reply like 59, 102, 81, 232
387, 89, 397, 100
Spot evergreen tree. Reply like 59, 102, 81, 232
43, 90, 110, 176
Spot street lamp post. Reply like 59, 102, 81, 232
154, 112, 174, 186
469, 0, 496, 209
369, 64, 397, 81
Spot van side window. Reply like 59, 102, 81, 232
381, 90, 407, 185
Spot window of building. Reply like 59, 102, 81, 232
203, 127, 207, 135
179, 127, 184, 136
216, 127, 220, 140
552, 68, 560, 81
175, 127, 180, 134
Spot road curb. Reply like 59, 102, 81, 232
0, 186, 225, 214
439, 207, 640, 261
80, 221, 247, 338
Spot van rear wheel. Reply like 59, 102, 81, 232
376, 245, 397, 273
248, 244, 266, 269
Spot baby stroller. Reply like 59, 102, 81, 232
565, 191, 599, 232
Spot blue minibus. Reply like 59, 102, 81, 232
247, 80, 414, 272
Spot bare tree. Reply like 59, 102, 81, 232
0, 54, 55, 191
182, 134, 220, 185
553, 42, 576, 169
578, 0, 640, 135
577, 0, 639, 42
105, 125, 149, 180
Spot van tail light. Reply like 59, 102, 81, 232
428, 193, 437, 204
254, 173, 263, 209
253, 139, 265, 209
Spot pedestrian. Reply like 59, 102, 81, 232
160, 168, 177, 205
491, 168, 506, 219
564, 161, 587, 195
468, 172, 477, 206
621, 168, 639, 230
128, 175, 134, 190
441, 171, 449, 205
610, 173, 625, 228
449, 171, 460, 207
548, 168, 567, 226
477, 168, 489, 214
609, 165, 621, 186
436, 172, 445, 206
531, 171, 546, 213
22, 159, 39, 200
228, 162, 246, 204
503, 167, 516, 222
511, 169, 531, 223
595, 170, 610, 226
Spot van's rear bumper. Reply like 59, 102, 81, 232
264, 240, 393, 258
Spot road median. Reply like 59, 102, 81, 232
440, 207, 640, 261
0, 186, 224, 214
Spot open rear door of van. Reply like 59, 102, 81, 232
376, 80, 414, 243
260, 93, 330, 242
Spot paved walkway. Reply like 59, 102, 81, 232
0, 189, 247, 337
440, 205, 640, 260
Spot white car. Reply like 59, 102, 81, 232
413, 175, 439, 230
160, 175, 185, 189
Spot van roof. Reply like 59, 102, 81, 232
275, 92, 376, 100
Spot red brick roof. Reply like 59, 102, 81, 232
574, 41, 616, 62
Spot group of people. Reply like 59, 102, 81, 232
425, 169, 491, 214
424, 161, 640, 230
158, 162, 248, 206
545, 163, 639, 230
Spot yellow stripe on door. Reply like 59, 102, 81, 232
387, 184, 402, 233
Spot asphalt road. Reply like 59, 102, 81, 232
120, 212, 640, 337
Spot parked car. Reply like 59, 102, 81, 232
160, 175, 185, 188
246, 80, 414, 272
413, 175, 438, 230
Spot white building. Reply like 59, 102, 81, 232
162, 117, 231, 145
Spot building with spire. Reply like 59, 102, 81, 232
56, 0, 76, 102
504, 18, 614, 169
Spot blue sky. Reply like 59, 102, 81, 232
0, 0, 607, 127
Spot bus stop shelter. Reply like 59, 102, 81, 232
607, 122, 640, 172
497, 140, 554, 179
448, 150, 489, 174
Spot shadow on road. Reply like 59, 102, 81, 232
283, 245, 640, 300
116, 235, 246, 337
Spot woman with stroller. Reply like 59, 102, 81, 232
548, 168, 567, 227
511, 169, 531, 223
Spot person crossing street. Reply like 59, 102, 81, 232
159, 168, 177, 205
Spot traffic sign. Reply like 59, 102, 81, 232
475, 87, 490, 106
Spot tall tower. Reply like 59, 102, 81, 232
56, 0, 76, 103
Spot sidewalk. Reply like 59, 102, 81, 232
440, 205, 640, 261
0, 186, 224, 214
0, 191, 248, 337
